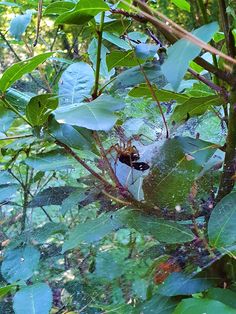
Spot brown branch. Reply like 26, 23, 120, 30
218, 0, 236, 58
55, 140, 114, 188
93, 132, 123, 188
188, 68, 229, 102
134, 0, 236, 65
110, 8, 233, 84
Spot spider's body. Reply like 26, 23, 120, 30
107, 140, 150, 171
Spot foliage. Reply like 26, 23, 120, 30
0, 0, 236, 313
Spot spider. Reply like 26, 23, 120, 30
106, 140, 150, 171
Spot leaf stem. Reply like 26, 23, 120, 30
92, 12, 105, 99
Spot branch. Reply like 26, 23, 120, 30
187, 68, 229, 102
93, 132, 123, 188
110, 8, 233, 84
55, 139, 114, 189
92, 11, 105, 98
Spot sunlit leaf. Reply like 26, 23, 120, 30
158, 273, 214, 296
173, 298, 236, 314
162, 22, 219, 91
121, 211, 194, 243
55, 95, 125, 131
13, 283, 52, 314
26, 94, 58, 126
58, 62, 94, 106
0, 52, 53, 92
1, 246, 40, 283
208, 192, 236, 248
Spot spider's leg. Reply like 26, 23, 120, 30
129, 154, 135, 185
114, 152, 120, 174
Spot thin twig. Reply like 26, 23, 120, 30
188, 68, 229, 102
138, 63, 169, 138
0, 134, 32, 141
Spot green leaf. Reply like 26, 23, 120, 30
0, 2, 21, 7
171, 0, 190, 12
128, 31, 148, 43
0, 285, 17, 299
208, 192, 236, 248
106, 50, 143, 71
44, 1, 75, 15
88, 38, 111, 79
9, 11, 32, 40
29, 186, 77, 207
111, 61, 167, 91
95, 250, 127, 280
158, 273, 214, 296
26, 94, 58, 126
58, 62, 94, 106
121, 211, 194, 243
162, 22, 219, 91
61, 190, 87, 215
5, 88, 31, 111
0, 100, 16, 132
143, 137, 217, 208
137, 294, 178, 314
103, 31, 131, 50
135, 43, 159, 59
103, 20, 131, 35
171, 95, 223, 123
55, 0, 109, 25
129, 84, 189, 102
206, 288, 236, 309
31, 222, 67, 244
55, 95, 125, 131
62, 211, 124, 252
24, 149, 77, 171
13, 283, 52, 314
0, 52, 53, 92
1, 246, 40, 283
173, 298, 236, 314
48, 118, 94, 150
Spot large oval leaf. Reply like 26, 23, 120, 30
48, 117, 94, 150
24, 149, 77, 171
58, 62, 94, 106
208, 192, 236, 248
55, 95, 125, 131
1, 246, 40, 283
9, 11, 32, 40
158, 273, 214, 296
173, 298, 236, 314
44, 1, 75, 15
111, 61, 167, 91
121, 211, 194, 244
162, 22, 219, 91
62, 211, 125, 253
13, 283, 52, 314
0, 52, 53, 92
